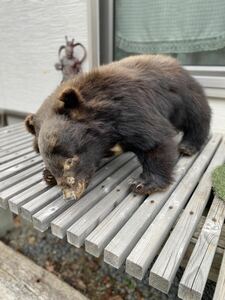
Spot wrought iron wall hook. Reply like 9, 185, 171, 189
55, 36, 87, 82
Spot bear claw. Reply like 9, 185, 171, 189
178, 143, 197, 156
130, 179, 168, 195
43, 168, 57, 186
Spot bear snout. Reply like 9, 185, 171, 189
59, 177, 88, 201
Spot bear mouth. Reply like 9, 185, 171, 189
62, 178, 87, 200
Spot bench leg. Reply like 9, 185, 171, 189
0, 208, 13, 237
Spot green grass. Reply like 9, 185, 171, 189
212, 165, 225, 201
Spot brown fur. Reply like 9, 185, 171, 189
25, 55, 211, 199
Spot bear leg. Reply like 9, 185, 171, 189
178, 120, 210, 156
178, 90, 211, 156
131, 138, 178, 195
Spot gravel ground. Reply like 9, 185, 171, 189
1, 216, 215, 300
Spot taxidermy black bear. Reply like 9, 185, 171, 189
25, 55, 211, 200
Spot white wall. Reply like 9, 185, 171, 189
0, 0, 98, 114
208, 99, 225, 134
204, 88, 225, 134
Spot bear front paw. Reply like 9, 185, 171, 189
178, 143, 197, 156
129, 178, 168, 195
43, 168, 57, 186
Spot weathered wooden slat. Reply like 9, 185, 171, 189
0, 124, 24, 134
0, 208, 13, 237
0, 134, 31, 148
82, 153, 134, 193
0, 163, 44, 191
9, 181, 51, 214
66, 166, 141, 247
34, 157, 138, 232
0, 241, 87, 300
0, 156, 42, 181
52, 165, 140, 240
192, 217, 225, 254
0, 146, 34, 164
0, 130, 27, 142
178, 196, 225, 300
0, 122, 23, 134
213, 250, 225, 299
50, 154, 135, 237
0, 151, 38, 171
0, 140, 32, 158
0, 127, 25, 140
0, 130, 28, 143
20, 186, 62, 221
183, 238, 222, 283
124, 134, 221, 280
0, 173, 43, 209
32, 198, 74, 232
149, 139, 225, 293
103, 154, 201, 269
86, 193, 146, 258
0, 136, 31, 151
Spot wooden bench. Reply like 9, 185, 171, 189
0, 123, 225, 300
0, 241, 87, 300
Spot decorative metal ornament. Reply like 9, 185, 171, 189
55, 36, 87, 82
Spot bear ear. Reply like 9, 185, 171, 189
24, 114, 35, 135
56, 87, 83, 113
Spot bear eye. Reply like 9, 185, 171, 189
51, 145, 69, 157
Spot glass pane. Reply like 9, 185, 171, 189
114, 0, 225, 66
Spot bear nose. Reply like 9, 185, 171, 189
64, 155, 80, 171
56, 178, 63, 186
56, 177, 74, 189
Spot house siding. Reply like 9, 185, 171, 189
0, 0, 93, 113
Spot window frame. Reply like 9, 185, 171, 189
99, 0, 225, 95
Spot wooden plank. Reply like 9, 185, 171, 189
0, 128, 29, 141
149, 139, 225, 293
32, 197, 74, 232
193, 217, 225, 253
0, 127, 25, 139
52, 165, 140, 239
0, 122, 23, 134
0, 173, 43, 209
0, 156, 42, 181
0, 209, 13, 237
34, 157, 138, 232
20, 186, 62, 221
178, 196, 225, 300
0, 140, 32, 158
0, 241, 87, 300
182, 239, 222, 283
81, 153, 134, 193
0, 134, 31, 148
66, 166, 141, 247
86, 191, 145, 258
103, 155, 198, 269
173, 210, 225, 283
9, 181, 51, 214
0, 136, 31, 151
0, 146, 34, 164
50, 154, 135, 237
124, 134, 221, 280
0, 151, 38, 171
213, 250, 225, 299
0, 163, 43, 192
0, 130, 28, 143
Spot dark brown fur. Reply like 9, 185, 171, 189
25, 55, 211, 199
